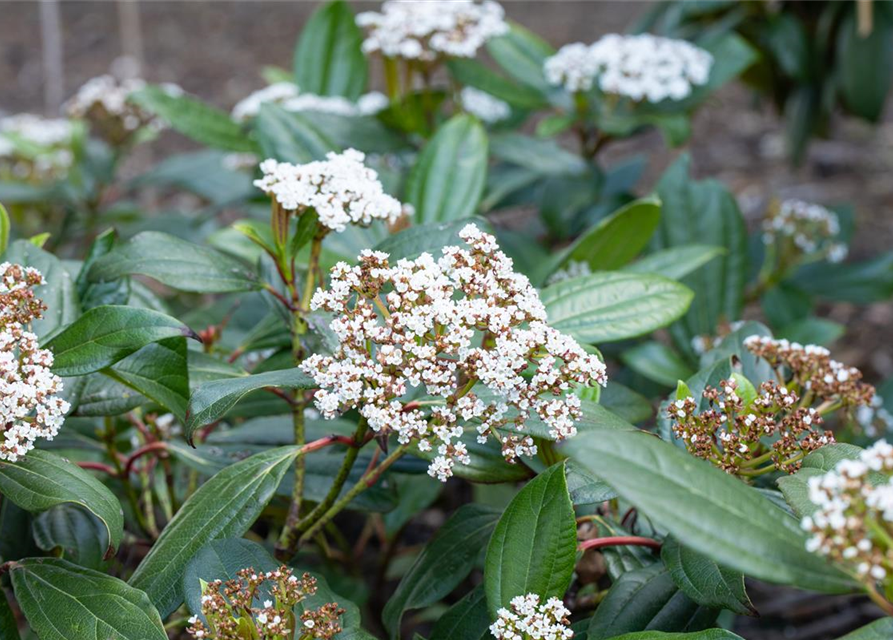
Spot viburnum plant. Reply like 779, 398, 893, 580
1, 2, 893, 640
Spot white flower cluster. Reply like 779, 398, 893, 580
0, 114, 75, 180
856, 396, 893, 438
303, 224, 607, 481
231, 82, 388, 122
546, 260, 592, 286
460, 87, 511, 124
545, 34, 713, 102
803, 440, 893, 582
490, 594, 574, 640
254, 149, 404, 233
762, 199, 847, 263
356, 1, 509, 61
0, 263, 69, 463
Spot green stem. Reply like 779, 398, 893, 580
738, 449, 774, 469
299, 444, 410, 546
102, 418, 152, 536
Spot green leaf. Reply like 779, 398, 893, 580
490, 133, 586, 176
185, 369, 315, 443
777, 317, 844, 347
623, 245, 725, 281
447, 58, 547, 109
129, 446, 299, 618
105, 337, 190, 421
604, 631, 745, 640
76, 229, 130, 310
777, 444, 866, 518
0, 202, 9, 255
254, 103, 339, 164
541, 272, 694, 344
564, 430, 854, 592
0, 587, 19, 640
130, 85, 257, 152
484, 463, 577, 616
383, 504, 499, 639
46, 305, 198, 377
182, 538, 278, 615
0, 450, 123, 557
621, 342, 694, 388
89, 231, 260, 293
293, 0, 367, 100
588, 563, 718, 639
661, 537, 754, 616
373, 217, 493, 262
33, 504, 110, 571
792, 251, 893, 304
4, 239, 79, 341
11, 558, 166, 640
486, 22, 555, 96
836, 619, 893, 640
837, 5, 893, 121
651, 154, 748, 355
429, 585, 491, 640
405, 114, 488, 224
74, 374, 146, 417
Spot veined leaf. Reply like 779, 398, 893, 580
429, 585, 491, 640
105, 337, 190, 421
661, 537, 754, 616
623, 245, 725, 281
33, 504, 110, 571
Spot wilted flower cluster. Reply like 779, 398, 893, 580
65, 75, 179, 144
254, 149, 404, 233
761, 199, 847, 264
231, 82, 388, 122
490, 594, 574, 640
546, 260, 592, 286
0, 263, 69, 462
802, 440, 893, 584
669, 377, 834, 475
356, 0, 509, 61
187, 566, 344, 640
303, 224, 607, 481
744, 336, 874, 408
545, 34, 713, 102
460, 87, 511, 124
0, 114, 75, 181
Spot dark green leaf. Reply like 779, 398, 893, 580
105, 337, 190, 421
293, 0, 367, 100
33, 504, 110, 570
89, 231, 260, 293
661, 537, 754, 616
489, 133, 586, 176
373, 217, 493, 262
836, 619, 893, 640
405, 115, 488, 224
131, 85, 256, 152
837, 6, 893, 121
383, 504, 499, 638
484, 463, 577, 616
487, 22, 555, 96
777, 444, 865, 518
0, 450, 123, 557
623, 245, 725, 281
46, 305, 198, 377
129, 446, 300, 618
621, 342, 694, 388
541, 272, 693, 344
429, 585, 491, 640
11, 557, 166, 640
255, 103, 339, 164
604, 630, 745, 640
777, 317, 845, 347
0, 587, 18, 640
447, 58, 547, 109
564, 430, 854, 592
76, 229, 130, 310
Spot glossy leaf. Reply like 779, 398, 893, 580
486, 22, 555, 96
484, 463, 577, 616
10, 557, 166, 640
185, 369, 315, 442
564, 429, 854, 592
0, 449, 122, 557
541, 272, 693, 344
89, 231, 259, 293
623, 245, 725, 281
383, 504, 499, 638
661, 537, 754, 616
106, 337, 190, 421
293, 0, 367, 100
33, 504, 110, 570
129, 446, 299, 618
429, 585, 491, 640
621, 342, 694, 388
588, 563, 718, 639
405, 114, 488, 224
131, 85, 256, 152
46, 306, 198, 377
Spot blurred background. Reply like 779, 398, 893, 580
2, 3, 893, 637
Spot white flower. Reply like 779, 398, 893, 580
544, 34, 713, 102
490, 593, 573, 640
254, 149, 404, 233
546, 260, 592, 286
302, 225, 607, 481
0, 114, 76, 180
762, 199, 846, 262
231, 82, 300, 122
356, 1, 509, 62
460, 87, 511, 124
231, 82, 389, 122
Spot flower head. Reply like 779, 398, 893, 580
762, 199, 847, 263
254, 149, 404, 233
0, 263, 70, 462
0, 114, 75, 182
302, 224, 607, 481
231, 82, 388, 122
356, 1, 509, 62
802, 440, 893, 584
460, 87, 511, 124
545, 34, 713, 102
490, 593, 574, 640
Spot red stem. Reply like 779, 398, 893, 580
578, 536, 662, 552
124, 442, 169, 477
77, 461, 119, 476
